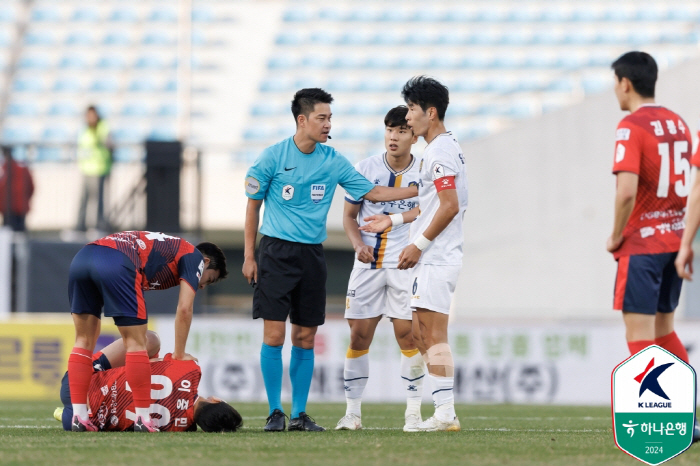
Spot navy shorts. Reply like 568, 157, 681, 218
60, 353, 112, 431
69, 244, 147, 326
253, 236, 327, 327
614, 252, 682, 314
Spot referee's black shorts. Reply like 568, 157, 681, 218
253, 235, 327, 327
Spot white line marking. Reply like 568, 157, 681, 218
0, 425, 61, 429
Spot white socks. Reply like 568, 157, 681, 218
72, 404, 88, 420
429, 374, 456, 421
135, 407, 151, 421
400, 350, 425, 415
344, 349, 369, 417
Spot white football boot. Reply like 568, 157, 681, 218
407, 415, 461, 432
403, 412, 423, 432
335, 413, 362, 430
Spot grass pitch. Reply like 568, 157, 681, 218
0, 401, 698, 466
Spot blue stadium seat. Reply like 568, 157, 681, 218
541, 8, 570, 22
35, 146, 64, 161
452, 78, 484, 93
532, 30, 563, 45
484, 77, 519, 93
476, 8, 509, 22
318, 8, 346, 21
71, 8, 100, 22
373, 31, 404, 45
121, 103, 150, 117
302, 55, 330, 68
260, 77, 293, 92
340, 31, 374, 46
192, 8, 215, 22
148, 8, 177, 22
396, 55, 428, 68
326, 77, 356, 92
52, 77, 82, 92
163, 80, 177, 92
157, 103, 177, 117
461, 54, 494, 69
547, 78, 576, 92
41, 126, 71, 143
356, 78, 392, 92
282, 9, 314, 22
18, 55, 51, 69
112, 146, 141, 163
142, 31, 176, 46
331, 55, 365, 69
0, 8, 16, 22
0, 31, 9, 47
377, 9, 412, 22
507, 8, 542, 22
365, 55, 396, 69
294, 77, 317, 89
556, 55, 585, 70
13, 77, 43, 92
24, 31, 55, 46
147, 127, 177, 141
268, 55, 297, 69
524, 54, 557, 68
7, 102, 38, 117
108, 8, 138, 22
404, 31, 438, 45
1, 127, 34, 144
251, 102, 282, 116
595, 30, 626, 45
65, 31, 94, 46
97, 55, 126, 70
437, 31, 471, 45
128, 78, 157, 92
191, 30, 209, 46
471, 31, 501, 45
446, 102, 477, 117
627, 31, 655, 46
276, 31, 305, 45
31, 7, 60, 22
90, 78, 119, 93
111, 127, 144, 144
667, 6, 698, 21
309, 30, 340, 45
602, 8, 634, 22
582, 76, 610, 94
48, 102, 79, 117
429, 55, 461, 69
636, 6, 666, 21
410, 9, 447, 22
244, 126, 276, 141
500, 31, 532, 45
103, 32, 131, 46
58, 55, 87, 69
134, 55, 167, 69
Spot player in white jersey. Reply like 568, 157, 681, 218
362, 77, 467, 432
336, 106, 426, 432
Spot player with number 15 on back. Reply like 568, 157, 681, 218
242, 88, 418, 432
607, 52, 698, 424
66, 231, 228, 432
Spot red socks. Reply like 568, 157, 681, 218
68, 347, 94, 405
126, 351, 152, 409
627, 340, 654, 355
655, 331, 689, 364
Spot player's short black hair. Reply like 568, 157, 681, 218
291, 88, 333, 122
384, 105, 410, 128
401, 76, 449, 121
194, 401, 242, 433
196, 242, 228, 280
611, 51, 657, 98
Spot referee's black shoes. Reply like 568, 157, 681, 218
264, 409, 287, 432
288, 412, 325, 432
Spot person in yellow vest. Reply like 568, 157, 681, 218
77, 106, 112, 232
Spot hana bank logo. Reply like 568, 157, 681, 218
635, 358, 674, 408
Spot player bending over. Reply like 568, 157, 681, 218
362, 77, 468, 432
56, 331, 242, 432
607, 51, 699, 442
67, 231, 227, 432
336, 105, 426, 432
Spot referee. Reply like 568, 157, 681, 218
243, 88, 418, 432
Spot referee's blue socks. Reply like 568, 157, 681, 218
290, 346, 314, 419
260, 343, 283, 415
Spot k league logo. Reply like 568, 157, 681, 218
612, 345, 696, 465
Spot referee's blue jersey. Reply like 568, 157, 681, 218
245, 137, 375, 244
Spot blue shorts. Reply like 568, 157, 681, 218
613, 252, 682, 314
60, 353, 112, 431
68, 244, 147, 326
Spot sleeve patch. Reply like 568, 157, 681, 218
432, 163, 445, 180
616, 128, 631, 141
615, 144, 626, 163
245, 176, 260, 195
434, 176, 456, 192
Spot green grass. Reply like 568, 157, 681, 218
0, 401, 698, 466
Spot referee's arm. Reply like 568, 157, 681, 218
363, 185, 418, 203
242, 198, 263, 285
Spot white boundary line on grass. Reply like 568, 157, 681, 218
0, 425, 61, 429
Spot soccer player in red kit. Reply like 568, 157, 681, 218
67, 231, 228, 432
607, 51, 699, 442
58, 334, 242, 432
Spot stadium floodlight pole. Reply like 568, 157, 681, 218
177, 0, 193, 143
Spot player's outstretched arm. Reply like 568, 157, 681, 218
676, 172, 700, 279
343, 201, 374, 263
360, 207, 420, 233
243, 198, 263, 285
363, 185, 418, 203
172, 283, 197, 361
607, 172, 638, 253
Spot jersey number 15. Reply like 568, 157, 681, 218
657, 141, 689, 198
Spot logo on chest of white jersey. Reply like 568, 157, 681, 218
311, 184, 326, 204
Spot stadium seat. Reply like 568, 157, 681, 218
250, 102, 282, 116
31, 7, 60, 22
163, 79, 177, 92
134, 55, 167, 70
309, 30, 339, 45
7, 102, 38, 117
111, 127, 145, 144
90, 78, 119, 93
282, 9, 314, 22
142, 31, 176, 46
268, 55, 297, 69
0, 8, 15, 22
1, 127, 34, 144
41, 126, 71, 143
157, 103, 177, 117
58, 55, 88, 69
128, 78, 157, 92
103, 32, 131, 46
192, 7, 215, 22
148, 8, 177, 22
108, 7, 139, 22
13, 77, 43, 92
65, 31, 94, 46
24, 31, 55, 46
71, 8, 100, 22
97, 55, 126, 70
48, 102, 79, 117
52, 77, 82, 92
260, 77, 294, 92
147, 127, 177, 141
276, 31, 305, 46
244, 126, 276, 141
112, 146, 141, 163
18, 54, 51, 69
121, 102, 150, 117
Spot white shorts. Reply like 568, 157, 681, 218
345, 268, 412, 320
410, 263, 461, 315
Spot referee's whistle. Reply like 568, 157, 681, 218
250, 279, 256, 287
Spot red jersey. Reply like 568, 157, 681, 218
612, 105, 691, 259
88, 354, 201, 432
0, 158, 34, 215
90, 231, 204, 291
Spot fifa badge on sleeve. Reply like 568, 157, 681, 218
612, 345, 696, 465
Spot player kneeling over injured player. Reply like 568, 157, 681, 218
337, 106, 426, 432
56, 331, 242, 432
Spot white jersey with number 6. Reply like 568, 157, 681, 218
411, 132, 468, 266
